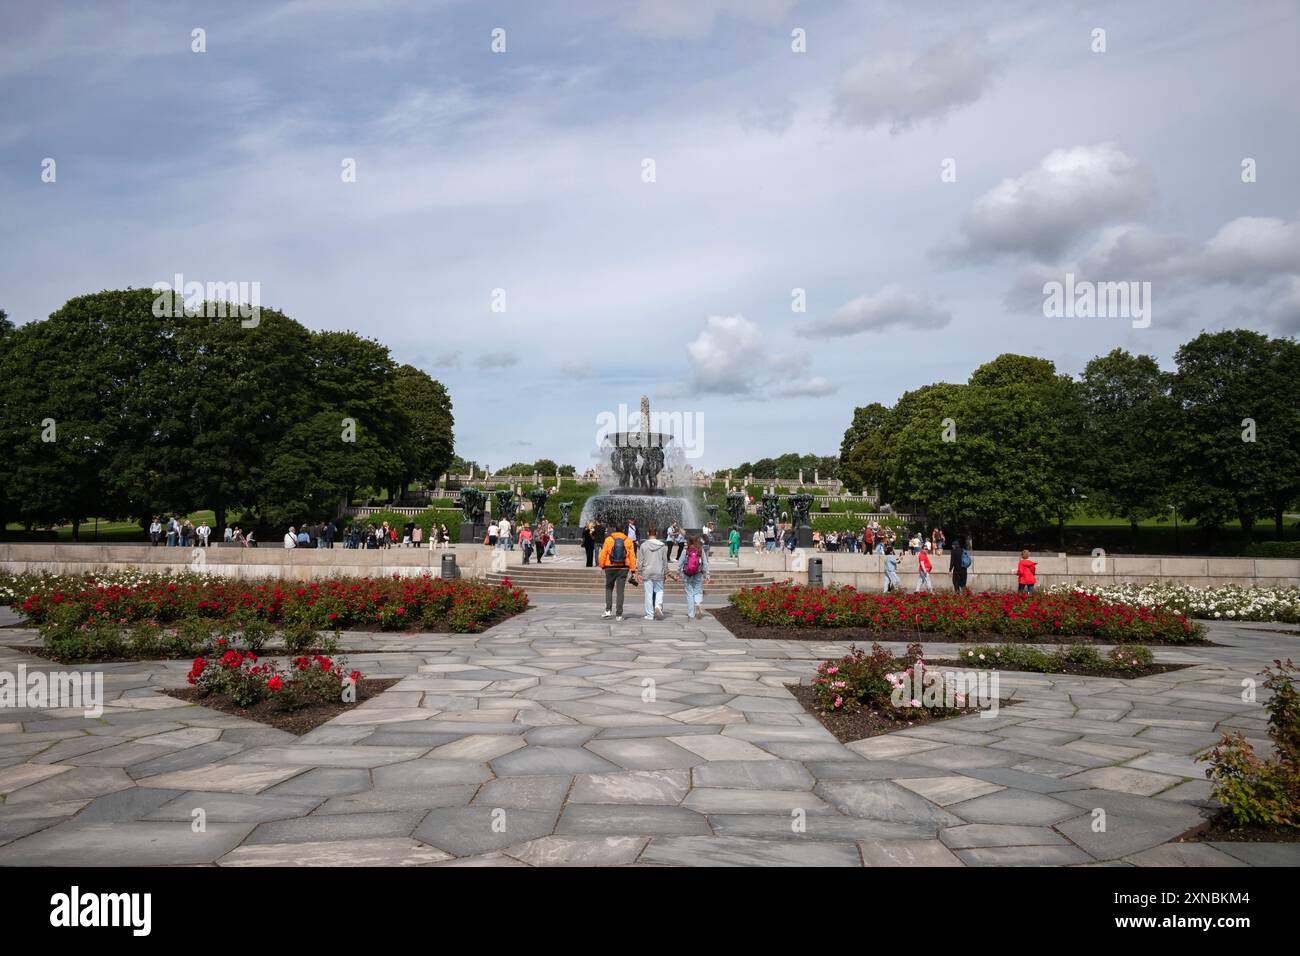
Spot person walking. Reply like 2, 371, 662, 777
498, 516, 511, 550
487, 520, 498, 547
196, 520, 211, 548
674, 534, 710, 620
728, 525, 740, 558
534, 524, 548, 564
950, 536, 970, 594
884, 547, 900, 593
1017, 550, 1037, 595
582, 521, 596, 567
413, 524, 423, 548
598, 520, 636, 621
639, 528, 668, 620
915, 546, 934, 593
520, 524, 534, 564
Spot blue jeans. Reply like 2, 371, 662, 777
683, 574, 704, 618
644, 578, 664, 617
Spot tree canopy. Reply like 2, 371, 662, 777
0, 290, 454, 537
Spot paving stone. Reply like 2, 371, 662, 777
75, 787, 181, 822
557, 804, 711, 836
814, 781, 963, 827
137, 762, 307, 794
1208, 842, 1300, 867
707, 814, 935, 841
583, 737, 703, 771
220, 837, 451, 866
476, 775, 573, 810
1064, 766, 1182, 796
940, 824, 1069, 849
0, 761, 72, 795
525, 726, 599, 746
246, 810, 425, 844
148, 791, 324, 823
414, 807, 558, 856
318, 785, 478, 815
963, 766, 1086, 794
425, 734, 526, 762
1125, 843, 1249, 866
264, 768, 371, 798
125, 742, 243, 778
945, 789, 1079, 826
227, 745, 429, 769
372, 759, 495, 788
505, 835, 648, 866
895, 776, 1005, 806
1154, 779, 1218, 808
1053, 790, 1209, 860
357, 730, 465, 748
4, 766, 134, 804
641, 835, 861, 867
682, 788, 834, 815
0, 821, 254, 866
954, 845, 1094, 866
568, 770, 688, 806
0, 816, 66, 845
858, 839, 963, 867
668, 734, 776, 762
902, 745, 1023, 771
596, 724, 723, 739
1124, 752, 1206, 778
490, 745, 620, 776
691, 759, 814, 791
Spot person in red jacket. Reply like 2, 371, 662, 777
1016, 550, 1037, 595
914, 547, 934, 593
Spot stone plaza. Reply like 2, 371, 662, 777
1, 590, 1296, 867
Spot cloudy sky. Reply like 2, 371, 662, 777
2, 0, 1297, 471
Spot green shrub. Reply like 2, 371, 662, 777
1200, 658, 1300, 829
1108, 644, 1155, 672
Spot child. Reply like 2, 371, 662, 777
1017, 550, 1037, 595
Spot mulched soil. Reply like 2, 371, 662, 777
708, 604, 1213, 646
786, 682, 1015, 745
928, 657, 1191, 679
169, 678, 402, 735
1179, 812, 1300, 844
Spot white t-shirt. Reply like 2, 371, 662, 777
498, 519, 510, 537
284, 532, 297, 548
488, 523, 499, 537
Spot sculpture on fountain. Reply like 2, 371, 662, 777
495, 488, 518, 521
725, 490, 746, 528
789, 493, 813, 527
459, 488, 486, 524
559, 501, 574, 527
760, 494, 780, 526
527, 487, 549, 523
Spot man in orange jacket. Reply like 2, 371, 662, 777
598, 521, 637, 621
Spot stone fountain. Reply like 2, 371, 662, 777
579, 396, 699, 535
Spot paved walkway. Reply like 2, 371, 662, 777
1, 597, 1297, 866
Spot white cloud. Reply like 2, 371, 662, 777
623, 0, 796, 39
834, 37, 1001, 132
476, 351, 518, 369
683, 314, 834, 397
809, 286, 951, 337
949, 144, 1153, 262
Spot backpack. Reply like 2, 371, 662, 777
610, 535, 628, 566
960, 549, 972, 569
684, 547, 701, 576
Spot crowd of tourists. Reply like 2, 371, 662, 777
484, 516, 557, 564
587, 520, 711, 623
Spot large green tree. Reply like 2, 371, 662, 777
392, 364, 455, 495
838, 402, 890, 496
1077, 349, 1176, 542
1172, 330, 1300, 540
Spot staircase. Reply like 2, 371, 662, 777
485, 561, 778, 595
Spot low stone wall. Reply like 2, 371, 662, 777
736, 550, 1300, 590
0, 543, 522, 582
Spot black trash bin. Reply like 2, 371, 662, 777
440, 553, 459, 580
808, 557, 823, 587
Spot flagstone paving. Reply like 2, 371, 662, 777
1, 598, 1298, 866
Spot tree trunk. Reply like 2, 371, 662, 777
215, 502, 227, 536
71, 517, 81, 542
1276, 505, 1286, 540
1130, 517, 1140, 552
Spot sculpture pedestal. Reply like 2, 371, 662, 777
460, 523, 485, 544
797, 526, 813, 548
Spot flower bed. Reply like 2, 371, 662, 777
2, 571, 529, 661
728, 583, 1201, 644
172, 651, 400, 735
1050, 582, 1300, 624
948, 642, 1177, 677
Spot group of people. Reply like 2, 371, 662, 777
485, 517, 556, 562
594, 522, 711, 622
812, 524, 947, 555
148, 516, 213, 547
280, 519, 454, 550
